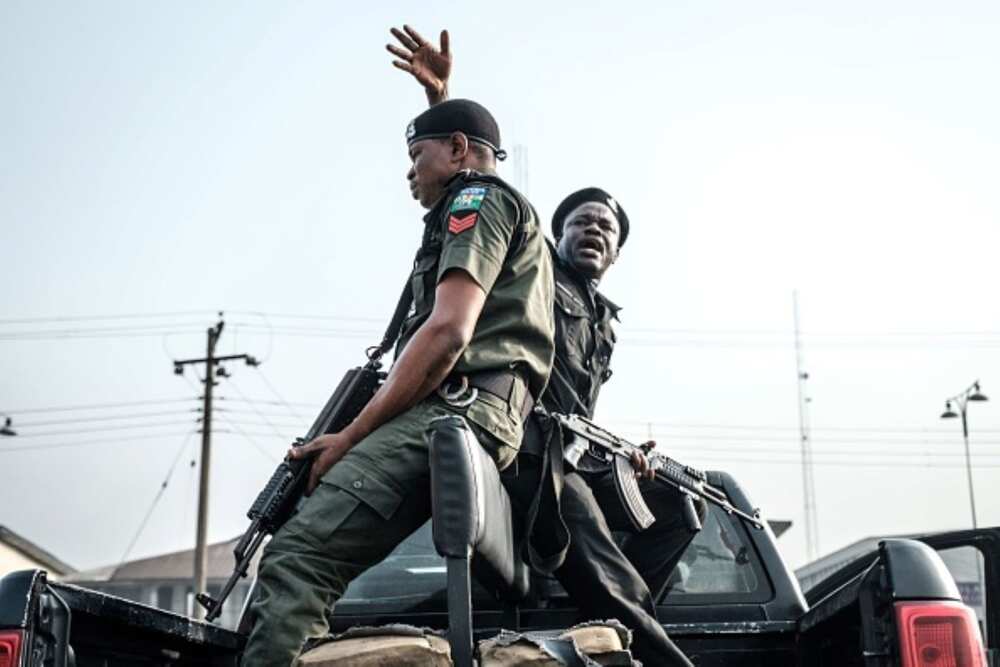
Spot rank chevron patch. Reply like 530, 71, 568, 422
448, 212, 478, 234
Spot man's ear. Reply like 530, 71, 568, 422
450, 132, 470, 162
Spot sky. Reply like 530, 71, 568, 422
2, 0, 999, 575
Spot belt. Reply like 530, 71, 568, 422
439, 368, 535, 421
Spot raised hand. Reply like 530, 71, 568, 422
386, 24, 452, 105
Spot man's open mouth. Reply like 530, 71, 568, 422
577, 237, 604, 258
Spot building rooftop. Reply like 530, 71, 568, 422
0, 525, 75, 575
66, 536, 259, 583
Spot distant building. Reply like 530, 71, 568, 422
66, 537, 260, 630
0, 525, 75, 580
795, 534, 986, 626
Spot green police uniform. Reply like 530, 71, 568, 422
242, 171, 554, 665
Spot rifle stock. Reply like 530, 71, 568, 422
198, 363, 384, 622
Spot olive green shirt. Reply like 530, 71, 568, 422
396, 170, 555, 450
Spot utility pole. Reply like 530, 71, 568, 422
793, 291, 818, 561
173, 316, 258, 618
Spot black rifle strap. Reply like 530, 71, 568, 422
515, 363, 607, 573
367, 278, 413, 363
518, 416, 569, 574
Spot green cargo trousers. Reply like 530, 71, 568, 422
241, 396, 517, 666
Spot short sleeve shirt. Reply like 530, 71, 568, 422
396, 171, 555, 449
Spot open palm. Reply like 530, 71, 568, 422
387, 25, 451, 104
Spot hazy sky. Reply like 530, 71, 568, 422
2, 1, 999, 574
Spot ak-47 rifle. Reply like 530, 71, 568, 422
551, 413, 765, 534
197, 361, 385, 622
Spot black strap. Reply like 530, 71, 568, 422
366, 278, 414, 364
515, 363, 592, 574
519, 416, 569, 574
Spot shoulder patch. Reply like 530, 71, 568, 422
450, 186, 487, 213
448, 212, 478, 234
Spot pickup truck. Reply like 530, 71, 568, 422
1, 424, 996, 666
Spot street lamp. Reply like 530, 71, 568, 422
0, 415, 15, 437
940, 381, 989, 528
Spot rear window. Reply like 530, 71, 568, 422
339, 502, 772, 614
660, 503, 771, 604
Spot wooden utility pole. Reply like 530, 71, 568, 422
173, 317, 258, 619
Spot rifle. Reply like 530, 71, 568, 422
197, 361, 385, 622
551, 413, 765, 534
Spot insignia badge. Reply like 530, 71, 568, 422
448, 213, 478, 234
606, 196, 618, 213
405, 120, 416, 140
450, 187, 487, 213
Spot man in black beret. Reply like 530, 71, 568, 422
388, 25, 703, 667
242, 81, 555, 664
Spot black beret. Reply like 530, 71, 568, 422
406, 99, 507, 161
552, 187, 630, 247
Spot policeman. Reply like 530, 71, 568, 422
388, 25, 703, 667
519, 188, 704, 667
242, 99, 555, 664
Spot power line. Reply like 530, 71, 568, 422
219, 397, 319, 408
688, 456, 1000, 469
227, 310, 384, 324
17, 409, 197, 428
0, 311, 218, 325
0, 327, 208, 341
610, 431, 1000, 446
216, 407, 305, 420
116, 431, 198, 568
220, 376, 291, 440
0, 430, 196, 453
15, 419, 199, 438
2, 398, 197, 414
605, 418, 1000, 434
638, 442, 1000, 458
216, 414, 281, 464
252, 366, 306, 421
218, 418, 304, 430
216, 429, 297, 439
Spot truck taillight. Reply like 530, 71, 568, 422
896, 601, 986, 667
0, 631, 23, 667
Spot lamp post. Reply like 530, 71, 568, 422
0, 415, 15, 437
940, 380, 989, 529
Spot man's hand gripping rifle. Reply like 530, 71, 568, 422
553, 413, 765, 533
196, 362, 384, 622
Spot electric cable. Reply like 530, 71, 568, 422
0, 430, 197, 453
216, 413, 281, 464
2, 398, 197, 414
115, 431, 199, 569
252, 366, 306, 421
17, 409, 198, 428
220, 376, 287, 440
